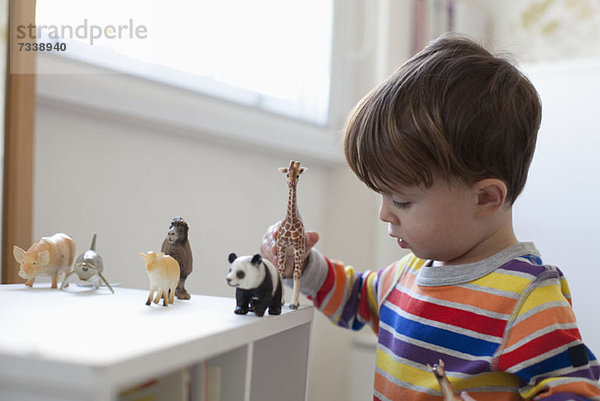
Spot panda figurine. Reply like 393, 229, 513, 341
226, 252, 283, 317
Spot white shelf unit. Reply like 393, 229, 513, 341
0, 284, 314, 401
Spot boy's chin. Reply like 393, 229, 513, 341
407, 247, 435, 261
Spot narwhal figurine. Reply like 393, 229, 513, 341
60, 233, 114, 293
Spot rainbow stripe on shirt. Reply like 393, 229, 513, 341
310, 251, 600, 400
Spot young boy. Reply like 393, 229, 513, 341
261, 35, 600, 400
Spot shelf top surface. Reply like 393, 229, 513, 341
0, 283, 313, 368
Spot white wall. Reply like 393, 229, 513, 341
515, 60, 600, 354
33, 101, 330, 296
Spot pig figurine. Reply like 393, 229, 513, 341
139, 251, 180, 307
13, 233, 76, 288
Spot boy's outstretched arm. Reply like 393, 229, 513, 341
300, 250, 385, 331
495, 267, 600, 400
260, 221, 402, 333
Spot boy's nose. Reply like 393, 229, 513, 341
379, 199, 399, 224
378, 204, 388, 222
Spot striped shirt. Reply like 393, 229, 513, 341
300, 242, 600, 400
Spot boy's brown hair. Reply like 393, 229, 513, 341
344, 34, 542, 205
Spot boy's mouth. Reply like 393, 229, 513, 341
389, 231, 410, 249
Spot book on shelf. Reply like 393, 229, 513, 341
118, 362, 222, 401
118, 369, 188, 401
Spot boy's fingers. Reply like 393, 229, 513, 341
269, 221, 281, 239
260, 222, 282, 264
261, 222, 319, 268
305, 231, 320, 251
460, 391, 476, 401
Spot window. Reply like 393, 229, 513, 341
35, 0, 334, 125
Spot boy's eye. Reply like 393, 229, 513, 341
392, 200, 411, 209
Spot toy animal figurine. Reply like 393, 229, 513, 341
226, 253, 282, 317
277, 160, 307, 310
60, 233, 114, 294
427, 359, 461, 401
140, 251, 180, 307
13, 233, 76, 288
161, 217, 193, 300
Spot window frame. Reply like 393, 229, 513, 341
36, 52, 344, 164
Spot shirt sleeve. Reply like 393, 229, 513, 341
295, 249, 406, 333
495, 267, 600, 400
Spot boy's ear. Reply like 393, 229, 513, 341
473, 179, 507, 217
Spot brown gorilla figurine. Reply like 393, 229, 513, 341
161, 217, 193, 299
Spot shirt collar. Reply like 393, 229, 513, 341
416, 242, 541, 286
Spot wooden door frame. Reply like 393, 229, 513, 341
1, 0, 36, 284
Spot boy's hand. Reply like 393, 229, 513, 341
259, 221, 320, 278
428, 360, 477, 401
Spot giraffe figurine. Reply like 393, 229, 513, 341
277, 160, 307, 310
